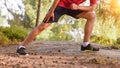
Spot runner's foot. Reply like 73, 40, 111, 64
81, 44, 99, 51
17, 47, 27, 55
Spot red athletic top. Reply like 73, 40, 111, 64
58, 0, 97, 9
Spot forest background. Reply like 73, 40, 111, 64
0, 0, 120, 48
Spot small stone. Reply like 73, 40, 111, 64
69, 62, 75, 65
59, 57, 62, 59
58, 50, 61, 52
40, 56, 43, 59
53, 61, 58, 63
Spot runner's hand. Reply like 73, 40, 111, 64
70, 3, 78, 10
44, 11, 54, 23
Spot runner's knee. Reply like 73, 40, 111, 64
86, 12, 96, 20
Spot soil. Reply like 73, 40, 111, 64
0, 41, 120, 68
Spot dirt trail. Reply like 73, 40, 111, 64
0, 41, 120, 68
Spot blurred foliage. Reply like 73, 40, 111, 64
0, 25, 29, 46
91, 0, 120, 47
22, 0, 53, 27
0, 32, 11, 46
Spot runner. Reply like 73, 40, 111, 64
17, 0, 99, 55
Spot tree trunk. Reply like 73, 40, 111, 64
35, 0, 41, 27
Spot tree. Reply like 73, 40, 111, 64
35, 0, 41, 27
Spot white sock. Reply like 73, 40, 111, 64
18, 45, 25, 49
82, 42, 90, 47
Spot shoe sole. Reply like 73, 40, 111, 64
16, 52, 29, 56
81, 50, 99, 53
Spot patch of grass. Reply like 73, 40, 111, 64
0, 32, 11, 46
0, 25, 29, 46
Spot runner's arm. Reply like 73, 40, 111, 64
70, 3, 97, 12
78, 3, 96, 11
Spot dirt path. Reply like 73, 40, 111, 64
0, 41, 120, 68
